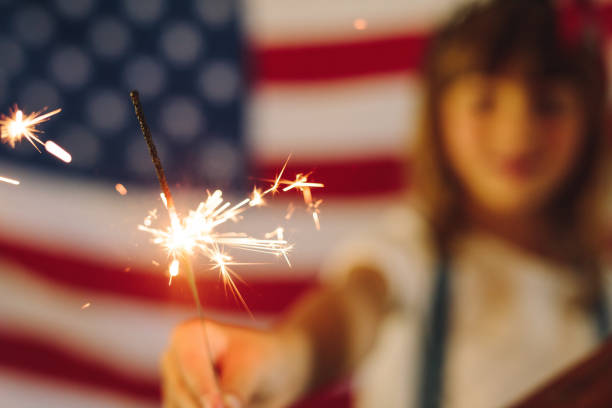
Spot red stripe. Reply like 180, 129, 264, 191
0, 330, 351, 407
0, 329, 159, 401
252, 156, 409, 198
0, 238, 318, 314
251, 34, 429, 82
251, 5, 612, 83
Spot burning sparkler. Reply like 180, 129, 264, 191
0, 105, 70, 162
130, 89, 323, 403
130, 92, 322, 299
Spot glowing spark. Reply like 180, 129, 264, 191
115, 183, 128, 195
44, 140, 72, 163
313, 212, 321, 230
152, 260, 160, 266
168, 259, 179, 285
262, 155, 291, 196
249, 187, 264, 206
257, 159, 324, 229
353, 18, 368, 30
0, 176, 19, 185
285, 202, 295, 220
265, 227, 284, 240
281, 173, 324, 193
309, 199, 323, 231
81, 302, 91, 310
141, 165, 323, 300
281, 173, 324, 229
139, 189, 293, 287
0, 106, 61, 151
131, 92, 320, 312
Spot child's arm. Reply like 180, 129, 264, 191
282, 266, 390, 393
161, 266, 390, 408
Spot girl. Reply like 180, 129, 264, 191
161, 0, 611, 407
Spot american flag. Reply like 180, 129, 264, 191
0, 0, 610, 407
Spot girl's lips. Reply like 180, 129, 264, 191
499, 156, 538, 180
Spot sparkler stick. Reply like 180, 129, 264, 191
129, 91, 176, 216
130, 90, 323, 404
129, 90, 222, 402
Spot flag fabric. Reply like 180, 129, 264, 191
0, 1, 611, 407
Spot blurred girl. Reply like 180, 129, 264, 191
161, 1, 611, 407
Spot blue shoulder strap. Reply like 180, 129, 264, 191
418, 256, 451, 408
417, 258, 609, 408
594, 290, 610, 340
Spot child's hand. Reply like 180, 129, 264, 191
161, 319, 311, 408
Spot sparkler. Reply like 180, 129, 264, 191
0, 105, 70, 162
130, 89, 323, 403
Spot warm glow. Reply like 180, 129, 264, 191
353, 18, 368, 30
139, 157, 321, 305
44, 140, 72, 163
0, 106, 61, 151
0, 175, 20, 185
168, 259, 180, 285
249, 187, 264, 206
115, 183, 128, 196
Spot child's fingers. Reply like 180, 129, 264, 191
171, 320, 225, 408
219, 367, 257, 407
161, 350, 203, 408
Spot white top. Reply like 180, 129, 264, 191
322, 205, 612, 408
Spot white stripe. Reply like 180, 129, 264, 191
0, 259, 271, 380
248, 75, 421, 161
0, 369, 157, 408
0, 163, 402, 276
245, 0, 473, 46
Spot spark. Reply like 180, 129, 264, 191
353, 18, 368, 30
313, 212, 321, 230
131, 91, 321, 310
81, 302, 91, 310
281, 173, 324, 229
265, 227, 284, 240
249, 187, 264, 206
0, 106, 61, 151
285, 202, 295, 220
115, 183, 128, 195
45, 140, 72, 163
258, 162, 324, 229
309, 199, 323, 231
139, 188, 293, 298
168, 259, 179, 285
140, 166, 322, 302
0, 175, 19, 185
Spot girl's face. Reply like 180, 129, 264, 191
440, 74, 585, 217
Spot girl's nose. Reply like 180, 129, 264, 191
490, 84, 538, 154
